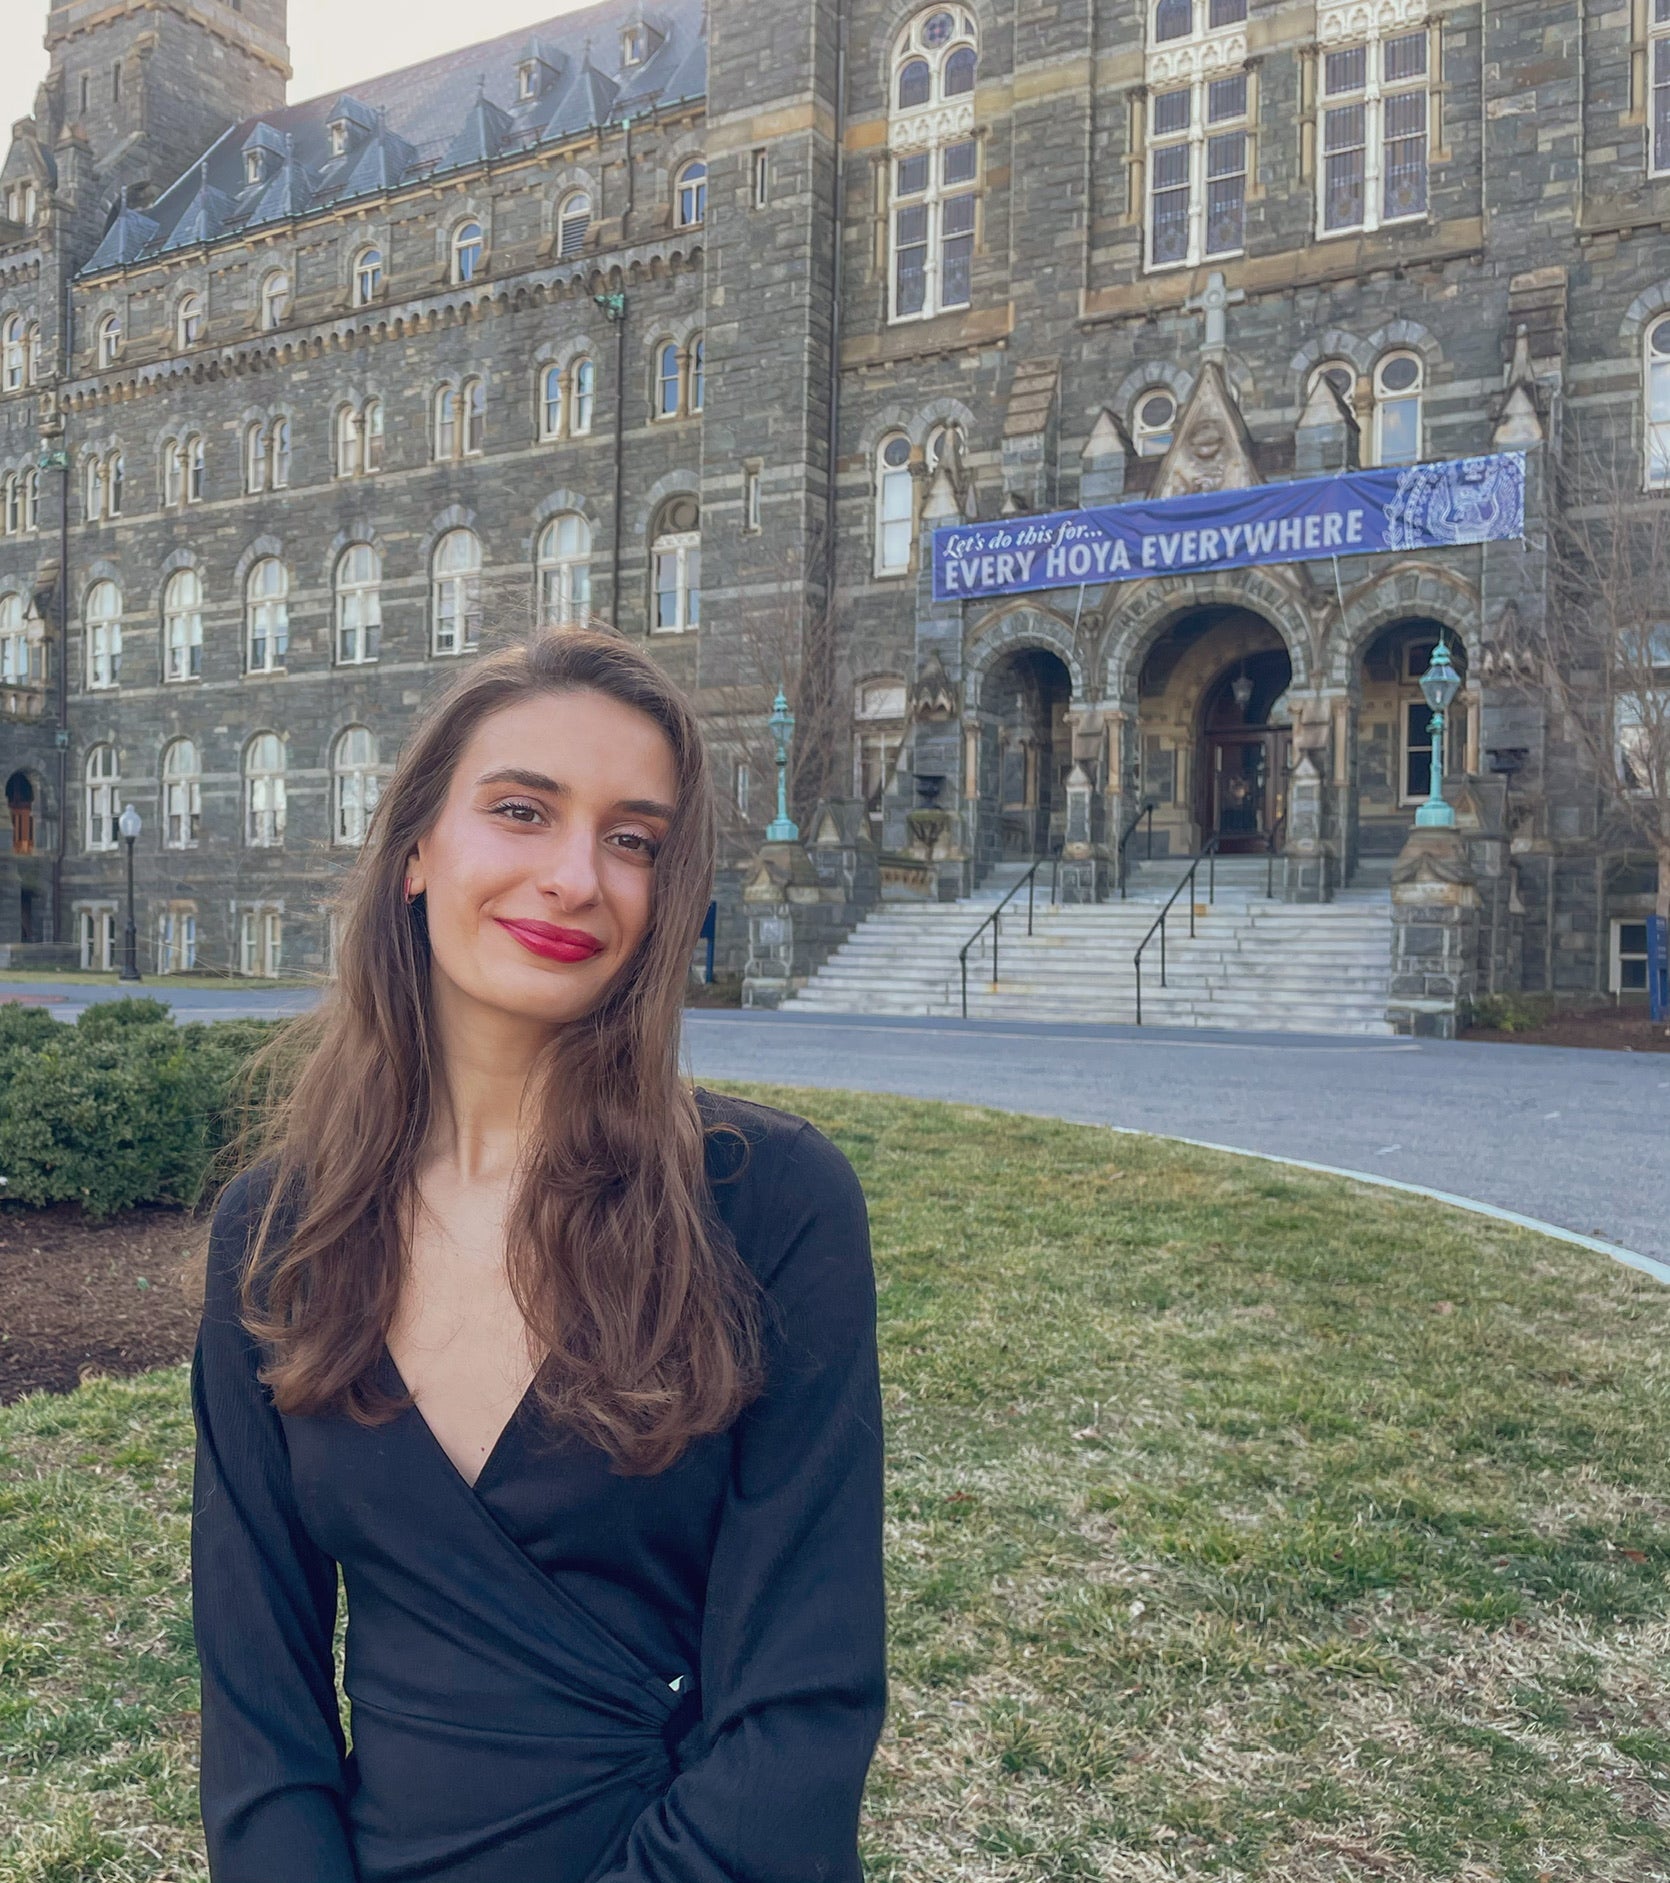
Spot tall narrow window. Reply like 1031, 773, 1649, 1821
85, 455, 104, 523
1320, 24, 1429, 237
1, 316, 22, 391
1654, 0, 1670, 174
572, 357, 595, 434
354, 245, 383, 306
333, 726, 379, 846
239, 910, 283, 977
270, 418, 291, 488
244, 734, 287, 847
689, 335, 705, 413
875, 433, 914, 574
21, 469, 36, 533
178, 292, 205, 347
743, 462, 762, 532
1646, 314, 1670, 490
260, 270, 290, 331
336, 403, 362, 477
97, 313, 122, 367
245, 422, 267, 495
462, 377, 486, 455
186, 434, 205, 502
451, 219, 485, 284
363, 398, 384, 471
246, 558, 289, 673
85, 745, 120, 851
335, 543, 382, 663
541, 363, 565, 439
537, 512, 592, 626
157, 907, 198, 974
752, 148, 770, 207
888, 10, 980, 323
163, 438, 183, 508
107, 451, 124, 515
163, 568, 203, 681
651, 496, 700, 633
432, 528, 482, 655
24, 323, 40, 385
656, 341, 682, 418
0, 592, 25, 689
1372, 351, 1423, 467
675, 158, 707, 227
434, 384, 458, 459
1144, 6, 1249, 271
557, 191, 591, 256
85, 580, 121, 689
161, 740, 201, 848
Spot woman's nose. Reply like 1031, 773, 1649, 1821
535, 822, 602, 907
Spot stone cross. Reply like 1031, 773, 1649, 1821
1185, 269, 1245, 363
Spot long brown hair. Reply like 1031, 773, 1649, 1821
232, 628, 762, 1475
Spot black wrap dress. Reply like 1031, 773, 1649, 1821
190, 1092, 887, 1882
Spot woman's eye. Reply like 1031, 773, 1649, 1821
489, 799, 545, 825
610, 830, 661, 859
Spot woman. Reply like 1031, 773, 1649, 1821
191, 629, 886, 1882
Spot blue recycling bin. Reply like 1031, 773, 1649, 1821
1649, 914, 1668, 1024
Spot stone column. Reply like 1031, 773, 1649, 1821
1386, 827, 1480, 1038
1282, 696, 1337, 902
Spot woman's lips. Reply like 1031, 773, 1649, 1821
495, 918, 607, 963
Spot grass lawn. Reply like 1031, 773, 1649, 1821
3, 1087, 1668, 1880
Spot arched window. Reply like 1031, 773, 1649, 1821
335, 543, 382, 664
0, 591, 28, 688
655, 340, 682, 418
107, 451, 124, 515
875, 433, 914, 575
85, 744, 120, 851
1372, 351, 1423, 467
1133, 387, 1177, 457
1646, 316, 1670, 489
246, 558, 289, 673
363, 397, 384, 472
161, 739, 201, 848
571, 357, 596, 437
163, 437, 183, 507
85, 455, 104, 523
1308, 358, 1358, 411
889, 9, 979, 323
541, 363, 565, 439
462, 377, 486, 455
2, 472, 17, 535
451, 219, 484, 285
259, 270, 290, 331
557, 191, 591, 257
538, 512, 592, 626
186, 434, 205, 502
689, 335, 705, 413
1, 315, 23, 390
333, 726, 380, 846
177, 291, 205, 348
270, 417, 291, 488
651, 495, 700, 633
163, 568, 203, 681
354, 246, 383, 306
244, 733, 287, 847
97, 313, 122, 367
433, 384, 458, 460
85, 580, 121, 689
675, 158, 707, 228
432, 528, 482, 655
244, 421, 267, 495
336, 403, 362, 477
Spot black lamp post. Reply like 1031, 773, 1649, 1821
118, 803, 142, 982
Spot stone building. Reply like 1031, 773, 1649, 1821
0, 0, 1662, 1006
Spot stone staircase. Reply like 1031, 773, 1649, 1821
785, 857, 1396, 1035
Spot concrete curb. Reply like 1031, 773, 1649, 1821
1107, 1127, 1670, 1288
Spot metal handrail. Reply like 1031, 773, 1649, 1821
1264, 813, 1288, 900
1132, 836, 1220, 1026
958, 849, 1061, 1019
1116, 800, 1157, 900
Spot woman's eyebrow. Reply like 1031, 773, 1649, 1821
476, 769, 674, 821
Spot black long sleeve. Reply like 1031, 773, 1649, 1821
191, 1169, 357, 1880
596, 1119, 888, 1883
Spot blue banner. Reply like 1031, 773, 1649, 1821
931, 453, 1526, 604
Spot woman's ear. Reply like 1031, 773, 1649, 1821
405, 852, 426, 901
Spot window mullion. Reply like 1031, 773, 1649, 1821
1364, 44, 1384, 234
1188, 80, 1207, 267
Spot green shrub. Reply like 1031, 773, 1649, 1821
0, 1009, 281, 1219
0, 1004, 60, 1050
1461, 992, 1559, 1034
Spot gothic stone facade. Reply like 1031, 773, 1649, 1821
0, 0, 1662, 993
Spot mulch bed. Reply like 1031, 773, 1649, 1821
0, 1204, 203, 1404
1461, 1005, 1670, 1053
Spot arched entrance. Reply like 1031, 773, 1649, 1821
5, 771, 34, 856
1134, 606, 1292, 856
984, 647, 1073, 860
1355, 620, 1472, 867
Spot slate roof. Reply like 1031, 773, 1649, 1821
80, 0, 706, 276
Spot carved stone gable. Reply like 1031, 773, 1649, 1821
1151, 361, 1260, 501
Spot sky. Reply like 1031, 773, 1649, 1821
0, 0, 596, 149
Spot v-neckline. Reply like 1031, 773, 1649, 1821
381, 1341, 539, 1498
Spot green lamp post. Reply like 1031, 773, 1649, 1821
1413, 638, 1462, 830
765, 689, 799, 842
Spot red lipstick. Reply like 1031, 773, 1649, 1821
495, 918, 607, 963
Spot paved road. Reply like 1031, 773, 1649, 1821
8, 980, 1665, 1262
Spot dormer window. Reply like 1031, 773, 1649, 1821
329, 121, 350, 158
518, 62, 539, 100
245, 150, 264, 186
622, 25, 648, 65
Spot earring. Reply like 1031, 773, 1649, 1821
404, 878, 419, 903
